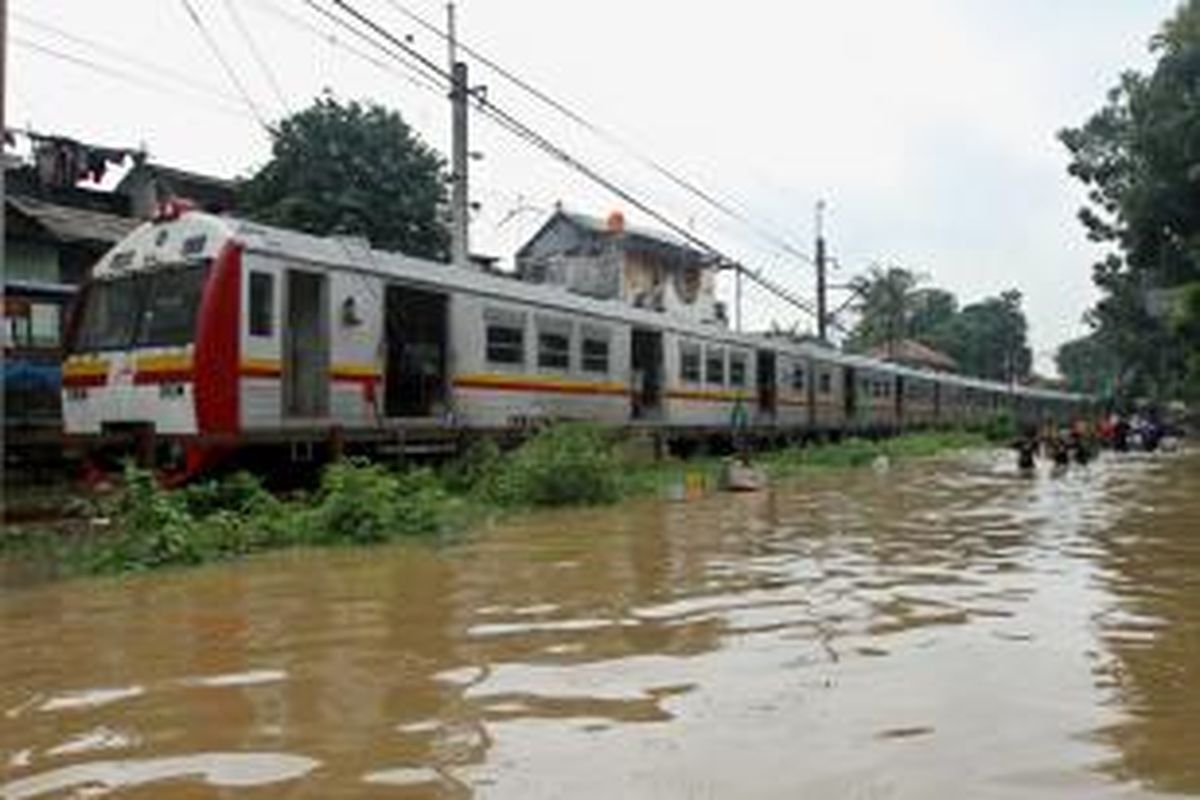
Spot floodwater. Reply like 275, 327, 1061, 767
2, 447, 1198, 799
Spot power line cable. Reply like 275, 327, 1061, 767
302, 0, 447, 93
178, 0, 272, 130
326, 0, 840, 328
221, 0, 292, 116
378, 0, 816, 268
11, 35, 257, 122
11, 12, 244, 107
241, 0, 442, 96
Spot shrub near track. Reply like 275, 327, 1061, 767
1, 427, 988, 578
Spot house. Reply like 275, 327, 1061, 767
867, 338, 958, 373
515, 208, 727, 326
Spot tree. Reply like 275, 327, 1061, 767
847, 265, 922, 356
937, 290, 1033, 383
238, 96, 450, 259
1057, 332, 1121, 396
908, 288, 958, 342
1059, 0, 1200, 400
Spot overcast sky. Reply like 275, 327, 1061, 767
8, 0, 1179, 373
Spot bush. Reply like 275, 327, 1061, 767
305, 459, 452, 544
482, 423, 621, 507
89, 465, 205, 572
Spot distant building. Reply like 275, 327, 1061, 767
515, 208, 727, 326
867, 338, 958, 373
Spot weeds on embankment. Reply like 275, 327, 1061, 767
1, 424, 990, 578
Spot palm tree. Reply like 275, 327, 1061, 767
849, 265, 921, 357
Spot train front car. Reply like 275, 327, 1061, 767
62, 209, 240, 478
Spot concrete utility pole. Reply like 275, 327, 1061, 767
447, 2, 470, 268
815, 199, 828, 342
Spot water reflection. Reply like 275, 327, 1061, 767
0, 448, 1196, 797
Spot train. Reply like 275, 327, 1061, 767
61, 207, 1092, 478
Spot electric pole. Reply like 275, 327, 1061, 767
815, 200, 828, 342
447, 2, 469, 268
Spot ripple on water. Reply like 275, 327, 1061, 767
0, 752, 320, 799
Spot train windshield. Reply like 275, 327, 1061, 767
69, 262, 210, 353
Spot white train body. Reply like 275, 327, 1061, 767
61, 211, 1089, 473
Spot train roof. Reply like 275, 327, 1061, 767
92, 211, 1090, 406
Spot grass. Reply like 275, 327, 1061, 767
1, 425, 989, 580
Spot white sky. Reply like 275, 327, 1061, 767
8, 0, 1178, 373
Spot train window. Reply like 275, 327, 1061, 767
819, 372, 832, 394
71, 275, 147, 351
706, 346, 725, 386
485, 308, 526, 365
729, 352, 747, 387
791, 363, 806, 391
581, 330, 610, 374
249, 272, 274, 337
137, 264, 210, 347
536, 317, 571, 370
538, 332, 571, 370
680, 342, 701, 383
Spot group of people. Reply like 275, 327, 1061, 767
1013, 411, 1171, 473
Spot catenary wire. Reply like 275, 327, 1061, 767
11, 35, 258, 122
221, 0, 293, 116
325, 0, 841, 328
178, 0, 272, 130
377, 0, 817, 268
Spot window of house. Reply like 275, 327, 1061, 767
706, 346, 725, 386
729, 352, 747, 387
819, 372, 832, 395
485, 308, 526, 365
680, 341, 701, 383
249, 272, 274, 337
581, 326, 610, 373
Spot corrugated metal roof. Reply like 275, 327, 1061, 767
7, 194, 140, 245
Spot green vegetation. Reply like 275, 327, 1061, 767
845, 265, 1033, 383
1058, 0, 1200, 403
237, 95, 450, 259
1, 426, 988, 580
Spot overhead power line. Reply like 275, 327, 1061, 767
242, 0, 443, 96
378, 0, 816, 268
178, 0, 271, 130
12, 12, 244, 108
324, 0, 840, 329
221, 0, 292, 117
298, 0, 447, 94
11, 35, 256, 121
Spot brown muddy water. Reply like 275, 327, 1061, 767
2, 447, 1198, 798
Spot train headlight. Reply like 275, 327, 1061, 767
159, 382, 187, 399
66, 387, 88, 401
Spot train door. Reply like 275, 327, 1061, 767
895, 376, 905, 429
756, 350, 776, 417
843, 366, 857, 425
283, 270, 329, 418
631, 328, 662, 419
384, 285, 448, 418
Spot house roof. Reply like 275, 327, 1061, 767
867, 338, 958, 372
6, 194, 139, 245
517, 208, 717, 266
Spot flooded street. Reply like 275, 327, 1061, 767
2, 447, 1198, 798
